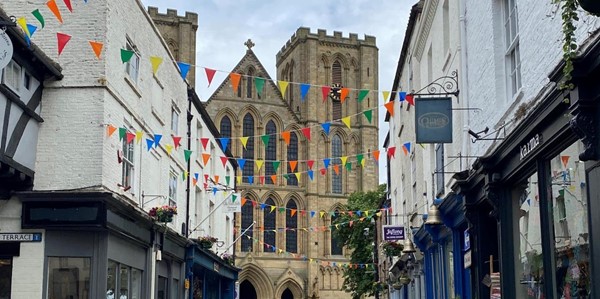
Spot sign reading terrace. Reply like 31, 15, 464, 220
382, 225, 405, 241
0, 233, 42, 242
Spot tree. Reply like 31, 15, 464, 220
333, 184, 386, 299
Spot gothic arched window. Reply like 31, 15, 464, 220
241, 197, 254, 252
220, 116, 231, 139
265, 120, 277, 184
242, 114, 254, 182
332, 134, 342, 194
287, 132, 298, 186
331, 210, 343, 255
286, 199, 298, 253
263, 198, 276, 252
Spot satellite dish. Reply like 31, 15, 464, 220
0, 30, 13, 71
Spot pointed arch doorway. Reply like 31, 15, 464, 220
281, 288, 294, 299
240, 280, 257, 299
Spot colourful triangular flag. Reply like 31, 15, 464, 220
271, 175, 277, 184
321, 122, 331, 135
229, 73, 241, 94
202, 153, 211, 166
387, 146, 397, 158
281, 131, 291, 145
119, 127, 126, 140
150, 56, 163, 75
308, 170, 314, 181
240, 137, 249, 149
291, 209, 297, 217
363, 109, 373, 123
237, 176, 242, 185
373, 150, 380, 162
247, 176, 254, 184
17, 18, 31, 39
200, 138, 209, 150
302, 127, 311, 141
89, 41, 103, 59
323, 158, 330, 169
382, 91, 391, 102
226, 176, 231, 186
346, 162, 352, 171
214, 175, 220, 183
272, 161, 281, 172
320, 211, 325, 218
310, 211, 316, 218
47, 0, 63, 23
357, 154, 364, 167
333, 164, 340, 175
300, 84, 310, 101
561, 155, 570, 168
321, 86, 331, 102
237, 158, 246, 170
399, 92, 407, 101
219, 138, 229, 152
358, 89, 369, 103
406, 94, 415, 106
340, 88, 350, 103
153, 134, 162, 147
106, 125, 117, 137
278, 81, 289, 98
63, 0, 73, 12
32, 9, 45, 28
307, 160, 315, 170
172, 136, 182, 148
165, 144, 173, 155
384, 101, 395, 116
255, 77, 265, 97
403, 142, 411, 156
126, 132, 135, 144
146, 139, 154, 151
341, 116, 351, 128
270, 205, 276, 213
261, 135, 270, 147
184, 150, 193, 162
56, 33, 71, 56
220, 156, 228, 167
121, 49, 134, 63
135, 131, 143, 143
289, 161, 298, 172
320, 168, 327, 175
256, 160, 264, 170
177, 62, 190, 80
204, 68, 216, 86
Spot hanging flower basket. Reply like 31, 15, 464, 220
222, 253, 234, 266
381, 241, 404, 257
149, 205, 177, 223
198, 236, 218, 249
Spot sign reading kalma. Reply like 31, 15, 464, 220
415, 97, 453, 143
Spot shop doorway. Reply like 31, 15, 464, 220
281, 288, 294, 299
239, 280, 257, 299
0, 258, 12, 299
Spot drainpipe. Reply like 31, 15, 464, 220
459, 0, 471, 170
186, 88, 192, 237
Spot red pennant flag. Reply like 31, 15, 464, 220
126, 132, 135, 144
320, 168, 327, 175
300, 210, 307, 216
172, 136, 182, 149
205, 68, 217, 87
271, 175, 277, 184
220, 156, 229, 167
349, 221, 354, 227
387, 146, 396, 158
340, 88, 350, 103
348, 211, 353, 217
89, 41, 103, 59
259, 176, 265, 185
384, 101, 395, 117
307, 160, 315, 170
63, 0, 73, 12
561, 155, 570, 168
200, 138, 209, 150
321, 86, 331, 102
204, 174, 209, 182
57, 33, 72, 56
333, 165, 340, 175
289, 161, 298, 172
107, 125, 117, 137
406, 94, 415, 106
281, 131, 291, 145
203, 183, 208, 190
302, 127, 311, 141
229, 73, 241, 94
252, 200, 258, 208
373, 150, 381, 162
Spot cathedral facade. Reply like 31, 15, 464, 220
203, 28, 379, 299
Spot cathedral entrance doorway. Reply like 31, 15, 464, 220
240, 280, 257, 299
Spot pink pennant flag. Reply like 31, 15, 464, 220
56, 33, 72, 56
205, 68, 217, 87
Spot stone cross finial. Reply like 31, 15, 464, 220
244, 38, 255, 50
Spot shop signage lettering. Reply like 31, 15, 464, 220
0, 31, 13, 71
0, 233, 42, 242
520, 134, 542, 161
415, 97, 453, 143
418, 112, 449, 128
464, 250, 472, 269
382, 225, 405, 241
464, 229, 470, 251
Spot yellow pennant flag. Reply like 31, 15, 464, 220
365, 210, 369, 217
270, 205, 276, 213
256, 159, 264, 170
240, 137, 249, 150
382, 91, 391, 102
341, 116, 351, 128
236, 176, 242, 185
340, 156, 348, 166
361, 158, 366, 168
320, 211, 325, 218
295, 172, 301, 181
17, 17, 31, 38
376, 211, 382, 217
150, 56, 163, 75
279, 249, 284, 254
135, 131, 144, 143
335, 224, 339, 229
165, 144, 173, 155
183, 171, 189, 180
278, 81, 289, 98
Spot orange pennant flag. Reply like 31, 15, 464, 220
373, 150, 380, 161
289, 161, 298, 172
281, 131, 291, 145
333, 165, 340, 175
340, 88, 350, 103
202, 153, 211, 166
241, 197, 247, 206
291, 209, 297, 217
47, 0, 63, 23
229, 73, 241, 93
271, 175, 277, 184
384, 101, 395, 116
214, 175, 220, 184
89, 41, 103, 59
106, 125, 117, 137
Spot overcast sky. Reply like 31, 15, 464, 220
142, 0, 413, 183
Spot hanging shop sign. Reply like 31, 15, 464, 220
0, 232, 42, 242
464, 250, 472, 269
382, 225, 405, 241
464, 229, 470, 251
415, 97, 453, 143
0, 31, 13, 71
223, 193, 241, 213
519, 133, 542, 161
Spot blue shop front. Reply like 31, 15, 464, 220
186, 244, 239, 299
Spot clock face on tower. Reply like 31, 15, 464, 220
329, 83, 342, 102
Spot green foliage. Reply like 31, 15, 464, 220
333, 184, 386, 299
553, 0, 579, 90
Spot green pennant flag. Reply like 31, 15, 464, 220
261, 135, 270, 147
283, 174, 289, 180
255, 77, 266, 97
121, 49, 135, 63
363, 109, 373, 123
346, 162, 352, 171
356, 154, 364, 164
226, 176, 231, 186
272, 161, 280, 172
232, 194, 237, 203
119, 127, 126, 140
32, 9, 45, 28
184, 150, 193, 162
278, 207, 285, 213
358, 89, 369, 102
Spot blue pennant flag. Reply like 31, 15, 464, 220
399, 91, 407, 101
219, 138, 229, 152
146, 138, 154, 151
153, 134, 162, 147
248, 176, 254, 185
321, 122, 331, 135
356, 210, 362, 217
212, 187, 218, 195
272, 246, 277, 252
310, 211, 316, 218
24, 24, 38, 46
194, 173, 199, 181
300, 84, 310, 102
238, 158, 246, 170
307, 170, 314, 181
177, 62, 190, 80
323, 158, 330, 169
260, 203, 266, 210
403, 142, 411, 154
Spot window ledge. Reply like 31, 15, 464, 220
511, 88, 524, 103
124, 76, 142, 98
152, 107, 166, 126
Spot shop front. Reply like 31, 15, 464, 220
186, 243, 239, 299
453, 35, 600, 299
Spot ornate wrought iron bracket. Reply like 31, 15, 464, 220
412, 70, 460, 97
0, 16, 17, 32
